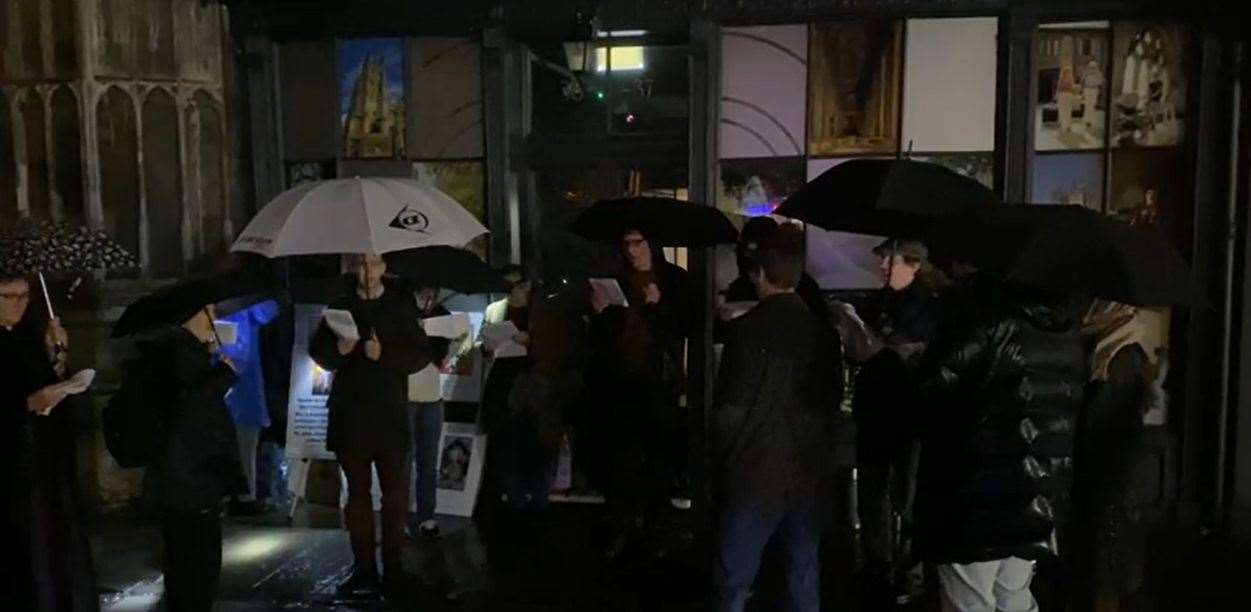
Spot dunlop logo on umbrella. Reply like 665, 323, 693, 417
390, 205, 431, 234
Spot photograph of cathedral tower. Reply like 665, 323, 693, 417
340, 39, 406, 158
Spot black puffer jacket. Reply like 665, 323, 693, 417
915, 291, 1086, 564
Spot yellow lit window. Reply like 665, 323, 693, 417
595, 46, 645, 73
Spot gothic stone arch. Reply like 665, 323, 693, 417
97, 86, 141, 270
142, 87, 184, 276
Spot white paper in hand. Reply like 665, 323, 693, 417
481, 321, 520, 351
324, 309, 360, 342
212, 320, 239, 346
423, 313, 471, 339
589, 278, 629, 307
50, 368, 96, 396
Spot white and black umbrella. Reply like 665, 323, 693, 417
231, 177, 489, 258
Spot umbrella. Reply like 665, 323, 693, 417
569, 197, 739, 247
384, 246, 507, 295
1, 220, 138, 317
773, 158, 999, 237
926, 205, 1204, 307
231, 177, 489, 258
113, 266, 279, 338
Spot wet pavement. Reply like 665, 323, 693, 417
93, 497, 1251, 611
95, 502, 708, 611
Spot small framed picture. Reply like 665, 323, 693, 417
435, 422, 487, 517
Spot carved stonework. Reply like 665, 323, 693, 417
2, 0, 230, 274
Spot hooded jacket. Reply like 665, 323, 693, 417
914, 289, 1087, 563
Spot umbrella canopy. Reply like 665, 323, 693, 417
773, 158, 999, 237
926, 205, 1204, 307
0, 220, 138, 276
384, 246, 507, 295
113, 266, 280, 338
232, 177, 489, 258
569, 197, 739, 247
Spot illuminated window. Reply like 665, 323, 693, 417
595, 46, 645, 73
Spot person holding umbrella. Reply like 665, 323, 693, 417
588, 227, 694, 557
115, 297, 248, 611
845, 238, 943, 605
2, 271, 99, 611
309, 253, 430, 599
912, 282, 1087, 612
569, 196, 733, 557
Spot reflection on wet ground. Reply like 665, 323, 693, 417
96, 503, 709, 611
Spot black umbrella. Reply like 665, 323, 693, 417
773, 158, 999, 237
384, 246, 507, 295
1, 220, 139, 317
927, 205, 1203, 307
113, 266, 279, 338
569, 197, 739, 247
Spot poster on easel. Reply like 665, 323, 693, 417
286, 303, 337, 462
285, 303, 336, 512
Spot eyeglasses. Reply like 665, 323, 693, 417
0, 292, 30, 301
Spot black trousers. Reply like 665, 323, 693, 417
162, 507, 223, 612
338, 449, 409, 574
857, 435, 921, 579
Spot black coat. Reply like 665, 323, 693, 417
310, 285, 429, 454
590, 260, 693, 386
137, 328, 248, 512
711, 293, 844, 507
852, 283, 940, 461
3, 315, 100, 611
915, 294, 1086, 564
1072, 343, 1149, 595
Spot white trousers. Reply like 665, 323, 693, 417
937, 557, 1039, 612
236, 425, 262, 502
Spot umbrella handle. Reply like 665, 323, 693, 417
38, 271, 56, 321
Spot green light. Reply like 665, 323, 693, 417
595, 90, 605, 100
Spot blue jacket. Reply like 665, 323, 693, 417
220, 300, 280, 429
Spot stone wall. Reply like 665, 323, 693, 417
1, 0, 250, 513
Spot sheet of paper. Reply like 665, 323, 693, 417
481, 321, 520, 351
493, 341, 528, 359
589, 278, 629, 307
323, 309, 360, 342
424, 313, 472, 339
48, 368, 95, 396
720, 301, 757, 321
213, 320, 238, 346
408, 365, 443, 403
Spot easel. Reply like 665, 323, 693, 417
286, 457, 313, 525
